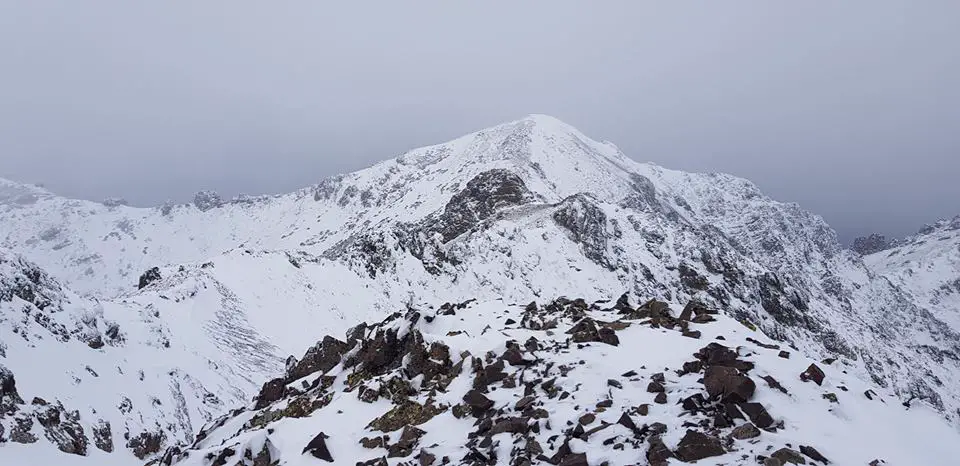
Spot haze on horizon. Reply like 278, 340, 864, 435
1, 1, 958, 244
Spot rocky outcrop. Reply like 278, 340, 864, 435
137, 266, 161, 289
160, 296, 868, 466
851, 234, 891, 256
192, 190, 223, 212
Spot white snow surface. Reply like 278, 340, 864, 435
177, 299, 960, 466
1, 114, 958, 463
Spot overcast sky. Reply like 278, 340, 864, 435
1, 2, 958, 243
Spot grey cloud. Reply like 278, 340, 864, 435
1, 1, 958, 243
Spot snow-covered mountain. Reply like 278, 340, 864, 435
1, 114, 959, 464
863, 216, 960, 332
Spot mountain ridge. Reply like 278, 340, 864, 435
2, 115, 959, 464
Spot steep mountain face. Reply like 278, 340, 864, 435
0, 249, 292, 463
864, 216, 960, 332
1, 115, 959, 463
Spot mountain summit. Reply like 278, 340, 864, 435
1, 115, 959, 464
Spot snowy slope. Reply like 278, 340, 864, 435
2, 115, 959, 463
864, 216, 960, 331
168, 297, 960, 466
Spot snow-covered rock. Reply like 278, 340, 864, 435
167, 297, 960, 466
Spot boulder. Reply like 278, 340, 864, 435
800, 364, 825, 386
254, 378, 287, 409
289, 336, 349, 381
302, 432, 334, 462
738, 402, 775, 429
137, 267, 161, 290
463, 390, 494, 413
674, 430, 725, 461
772, 447, 807, 464
800, 445, 830, 464
646, 435, 674, 465
703, 366, 756, 403
729, 422, 761, 440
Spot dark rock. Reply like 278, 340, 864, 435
360, 436, 385, 449
678, 301, 700, 321
434, 169, 534, 242
596, 399, 613, 409
864, 389, 877, 401
597, 327, 620, 346
607, 379, 623, 389
729, 422, 761, 440
558, 453, 588, 466
646, 436, 674, 464
723, 402, 745, 420
674, 430, 725, 462
852, 233, 890, 255
388, 426, 426, 457
746, 337, 780, 350
649, 422, 668, 435
681, 360, 703, 375
552, 194, 611, 268
772, 447, 807, 464
682, 330, 702, 339
762, 375, 789, 394
463, 390, 494, 413
765, 458, 786, 466
255, 377, 287, 409
127, 430, 166, 460
636, 404, 650, 416
93, 419, 114, 452
502, 348, 532, 366
289, 336, 348, 381
738, 403, 775, 429
822, 393, 838, 403
654, 392, 667, 404
800, 364, 825, 386
0, 364, 23, 412
646, 381, 665, 393
368, 401, 445, 432
800, 445, 830, 464
137, 267, 161, 289
419, 449, 437, 466
578, 413, 596, 425
703, 366, 756, 403
490, 417, 528, 435
303, 432, 334, 462
681, 394, 705, 412
516, 396, 536, 411
713, 413, 730, 428
617, 412, 638, 432
694, 343, 739, 367
778, 351, 791, 359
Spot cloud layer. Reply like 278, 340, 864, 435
1, 1, 957, 242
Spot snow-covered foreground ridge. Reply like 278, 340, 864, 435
170, 297, 960, 466
1, 114, 959, 463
